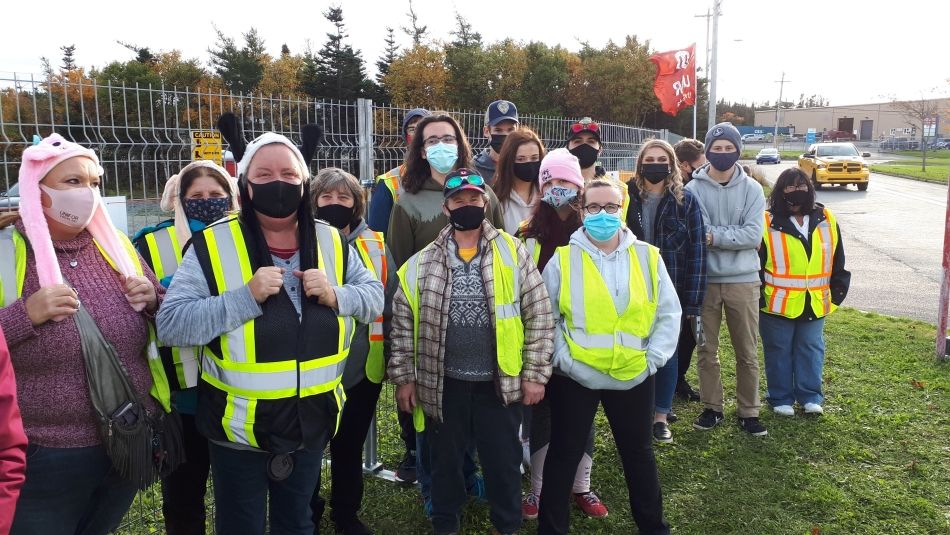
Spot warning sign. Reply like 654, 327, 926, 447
191, 130, 223, 165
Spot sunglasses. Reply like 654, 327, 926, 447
570, 121, 600, 134
446, 174, 485, 189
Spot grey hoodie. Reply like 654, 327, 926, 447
542, 227, 681, 391
684, 164, 765, 283
474, 148, 497, 184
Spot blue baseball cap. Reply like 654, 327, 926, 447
402, 108, 431, 137
485, 100, 519, 127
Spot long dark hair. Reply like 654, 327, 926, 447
768, 167, 816, 218
401, 114, 473, 194
494, 128, 545, 204
521, 198, 582, 244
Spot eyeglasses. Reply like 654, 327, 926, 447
446, 174, 485, 189
423, 135, 457, 147
570, 119, 600, 134
783, 184, 809, 193
582, 203, 621, 215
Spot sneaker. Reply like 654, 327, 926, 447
693, 409, 724, 430
573, 491, 609, 518
334, 518, 374, 535
772, 405, 795, 416
521, 492, 540, 520
394, 450, 417, 484
804, 403, 824, 415
653, 421, 673, 443
676, 379, 701, 402
738, 416, 768, 436
467, 474, 486, 502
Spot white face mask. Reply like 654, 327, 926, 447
39, 184, 99, 228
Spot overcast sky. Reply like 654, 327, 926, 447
3, 0, 948, 108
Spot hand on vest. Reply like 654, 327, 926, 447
123, 275, 157, 313
293, 269, 338, 310
396, 382, 416, 413
248, 266, 285, 304
521, 380, 545, 406
25, 284, 79, 325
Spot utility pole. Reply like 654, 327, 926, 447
694, 8, 711, 139
707, 0, 722, 131
774, 72, 791, 146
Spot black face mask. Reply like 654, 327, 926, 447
640, 163, 670, 184
448, 204, 485, 231
569, 144, 600, 169
785, 190, 813, 208
490, 134, 508, 154
249, 180, 303, 218
317, 203, 356, 230
513, 161, 542, 183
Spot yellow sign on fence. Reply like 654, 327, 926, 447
191, 130, 222, 164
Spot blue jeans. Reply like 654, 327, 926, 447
11, 445, 138, 535
654, 352, 679, 414
759, 311, 826, 406
416, 428, 479, 500
209, 443, 323, 535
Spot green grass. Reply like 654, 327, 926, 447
741, 149, 804, 160
871, 162, 949, 183
894, 150, 950, 160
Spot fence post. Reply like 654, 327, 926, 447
357, 98, 375, 185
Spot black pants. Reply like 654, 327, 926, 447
311, 377, 383, 525
398, 404, 416, 454
428, 378, 522, 535
538, 374, 669, 535
677, 315, 698, 383
161, 412, 211, 535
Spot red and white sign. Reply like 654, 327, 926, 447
650, 44, 696, 116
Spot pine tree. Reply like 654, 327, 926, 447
402, 0, 428, 46
60, 45, 77, 71
376, 27, 399, 84
445, 13, 486, 110
303, 7, 370, 100
208, 26, 267, 94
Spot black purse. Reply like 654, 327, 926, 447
73, 303, 184, 490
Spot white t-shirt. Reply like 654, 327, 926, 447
790, 214, 810, 237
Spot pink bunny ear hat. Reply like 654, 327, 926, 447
19, 133, 137, 296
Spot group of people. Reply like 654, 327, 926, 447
0, 98, 850, 535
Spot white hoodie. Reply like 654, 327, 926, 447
542, 227, 682, 391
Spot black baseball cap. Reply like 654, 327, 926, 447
443, 168, 487, 199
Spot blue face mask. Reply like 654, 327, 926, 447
425, 143, 459, 174
583, 211, 622, 242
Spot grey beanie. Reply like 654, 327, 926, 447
704, 122, 742, 153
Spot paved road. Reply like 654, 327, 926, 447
751, 161, 946, 324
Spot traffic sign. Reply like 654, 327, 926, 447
191, 130, 223, 165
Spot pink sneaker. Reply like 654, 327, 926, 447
522, 492, 540, 520
574, 491, 609, 518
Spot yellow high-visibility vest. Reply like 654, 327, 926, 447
397, 230, 525, 431
0, 226, 172, 412
354, 228, 387, 383
762, 209, 840, 318
522, 237, 542, 267
376, 166, 404, 202
556, 241, 660, 381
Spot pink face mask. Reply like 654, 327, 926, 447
39, 184, 99, 228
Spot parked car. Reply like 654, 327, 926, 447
798, 143, 870, 191
0, 183, 18, 212
880, 138, 920, 151
742, 133, 766, 143
929, 138, 950, 150
755, 147, 781, 164
821, 130, 856, 142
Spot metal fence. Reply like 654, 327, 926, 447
0, 72, 666, 533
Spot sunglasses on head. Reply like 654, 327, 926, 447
446, 174, 485, 189
571, 121, 600, 134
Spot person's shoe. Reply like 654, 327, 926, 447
573, 491, 609, 518
676, 379, 701, 402
693, 409, 724, 430
804, 403, 824, 415
772, 405, 795, 416
394, 450, 417, 484
521, 492, 540, 520
738, 416, 768, 436
667, 412, 679, 424
334, 518, 374, 535
653, 421, 673, 443
467, 474, 487, 502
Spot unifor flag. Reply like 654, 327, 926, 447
650, 44, 696, 116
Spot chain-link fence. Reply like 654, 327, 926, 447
0, 72, 667, 533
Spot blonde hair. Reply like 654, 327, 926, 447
635, 138, 685, 204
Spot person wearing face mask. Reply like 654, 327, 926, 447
625, 139, 707, 444
539, 179, 680, 535
759, 168, 849, 418
157, 115, 383, 535
473, 100, 520, 184
389, 167, 553, 535
517, 149, 609, 521
493, 128, 545, 235
684, 122, 769, 437
367, 107, 431, 236
673, 138, 706, 187
307, 167, 398, 535
0, 134, 171, 534
133, 160, 238, 535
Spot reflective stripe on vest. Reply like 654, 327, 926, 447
143, 226, 182, 280
377, 167, 403, 202
0, 227, 26, 308
523, 237, 541, 266
762, 209, 839, 318
199, 219, 353, 446
355, 229, 387, 383
557, 241, 660, 381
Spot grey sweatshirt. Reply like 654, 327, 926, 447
684, 164, 765, 283
542, 227, 681, 391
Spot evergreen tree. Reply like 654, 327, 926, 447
444, 13, 487, 110
208, 26, 267, 94
60, 45, 77, 71
402, 0, 428, 46
302, 6, 370, 100
373, 27, 400, 103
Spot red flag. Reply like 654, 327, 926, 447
650, 44, 696, 116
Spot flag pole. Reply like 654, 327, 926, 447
692, 42, 698, 138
